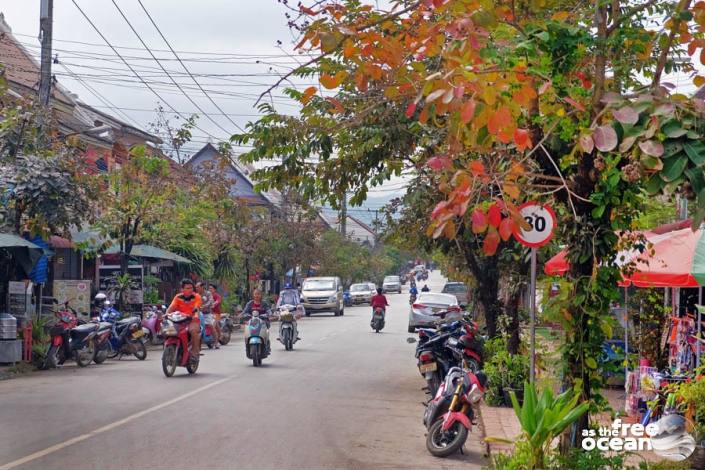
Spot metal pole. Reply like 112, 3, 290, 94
698, 288, 702, 369
530, 247, 537, 384
624, 286, 629, 379
38, 0, 53, 106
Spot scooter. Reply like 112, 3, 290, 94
43, 302, 97, 369
200, 312, 217, 349
96, 305, 147, 361
244, 310, 270, 366
142, 305, 165, 345
371, 307, 385, 333
218, 313, 233, 345
277, 304, 302, 351
423, 367, 487, 457
161, 312, 199, 377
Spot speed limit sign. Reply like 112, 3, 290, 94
512, 201, 557, 248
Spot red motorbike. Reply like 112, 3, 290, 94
161, 312, 199, 377
43, 301, 97, 369
423, 367, 487, 457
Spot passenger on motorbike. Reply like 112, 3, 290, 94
276, 284, 300, 307
370, 288, 389, 324
242, 288, 272, 327
166, 279, 202, 362
209, 284, 222, 347
421, 284, 430, 292
196, 281, 218, 349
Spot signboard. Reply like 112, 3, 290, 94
53, 280, 91, 317
7, 281, 32, 319
99, 265, 144, 306
512, 201, 557, 248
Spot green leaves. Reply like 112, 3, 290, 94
684, 141, 705, 166
660, 154, 688, 182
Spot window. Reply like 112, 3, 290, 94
303, 280, 335, 291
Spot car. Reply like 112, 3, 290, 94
367, 282, 377, 293
408, 292, 463, 333
349, 283, 374, 304
300, 277, 345, 316
441, 282, 470, 307
382, 275, 402, 294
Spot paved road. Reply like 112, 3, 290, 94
0, 271, 486, 470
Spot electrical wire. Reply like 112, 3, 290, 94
70, 0, 222, 140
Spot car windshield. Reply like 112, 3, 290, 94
350, 284, 367, 292
384, 276, 400, 282
443, 284, 467, 293
303, 280, 335, 291
418, 293, 456, 306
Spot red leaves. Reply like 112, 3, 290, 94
471, 209, 488, 234
483, 228, 500, 255
427, 155, 453, 170
514, 128, 531, 152
325, 97, 345, 114
431, 201, 450, 219
487, 204, 502, 228
499, 218, 515, 241
488, 106, 512, 136
406, 102, 417, 118
564, 96, 585, 112
469, 160, 485, 177
576, 72, 592, 90
460, 99, 476, 124
299, 5, 318, 15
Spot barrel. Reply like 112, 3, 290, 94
0, 313, 17, 340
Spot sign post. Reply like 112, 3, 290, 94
512, 202, 557, 384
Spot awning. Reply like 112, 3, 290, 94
0, 233, 43, 276
103, 244, 192, 264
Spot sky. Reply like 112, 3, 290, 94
0, 0, 410, 207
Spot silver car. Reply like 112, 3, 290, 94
408, 292, 463, 333
382, 275, 402, 294
349, 283, 374, 304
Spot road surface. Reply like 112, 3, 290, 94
0, 271, 486, 470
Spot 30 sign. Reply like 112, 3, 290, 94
512, 202, 557, 248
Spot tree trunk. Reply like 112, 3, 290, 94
505, 287, 522, 355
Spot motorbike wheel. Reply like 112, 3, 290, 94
133, 340, 147, 360
106, 341, 119, 359
426, 418, 468, 458
75, 342, 94, 367
426, 374, 441, 396
250, 343, 261, 367
186, 359, 199, 375
162, 344, 178, 377
93, 342, 110, 364
282, 329, 292, 351
207, 340, 214, 350
43, 345, 59, 369
219, 329, 231, 345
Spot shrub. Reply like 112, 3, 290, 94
483, 337, 529, 406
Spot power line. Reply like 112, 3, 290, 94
137, 0, 246, 134
70, 0, 221, 141
110, 0, 234, 137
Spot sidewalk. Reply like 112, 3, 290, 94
478, 404, 522, 457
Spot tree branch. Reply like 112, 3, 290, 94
652, 0, 693, 90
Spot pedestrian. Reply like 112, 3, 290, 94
209, 284, 222, 347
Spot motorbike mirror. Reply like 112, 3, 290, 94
406, 337, 417, 344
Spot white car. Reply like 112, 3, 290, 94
408, 292, 463, 333
349, 283, 374, 304
382, 275, 402, 294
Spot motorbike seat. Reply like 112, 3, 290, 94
117, 318, 136, 325
73, 323, 97, 333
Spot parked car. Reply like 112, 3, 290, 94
441, 282, 470, 307
349, 283, 374, 304
408, 292, 463, 333
301, 276, 345, 316
367, 282, 377, 292
382, 275, 402, 294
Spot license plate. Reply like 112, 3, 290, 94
419, 362, 437, 373
132, 330, 145, 339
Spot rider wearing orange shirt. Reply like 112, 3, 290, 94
166, 279, 202, 361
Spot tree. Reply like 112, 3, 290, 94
237, 0, 705, 446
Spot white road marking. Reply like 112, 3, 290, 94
0, 375, 236, 470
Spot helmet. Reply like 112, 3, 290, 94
284, 283, 293, 289
457, 334, 479, 352
94, 292, 107, 308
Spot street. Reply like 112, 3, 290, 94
0, 271, 486, 470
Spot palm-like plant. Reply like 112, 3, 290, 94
509, 382, 590, 469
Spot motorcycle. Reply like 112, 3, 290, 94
161, 312, 199, 377
244, 310, 270, 366
200, 312, 217, 349
371, 307, 385, 333
409, 293, 417, 305
218, 313, 233, 345
277, 304, 302, 351
95, 305, 147, 361
43, 302, 97, 369
423, 367, 487, 457
142, 305, 165, 345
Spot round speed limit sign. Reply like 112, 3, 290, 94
512, 201, 557, 248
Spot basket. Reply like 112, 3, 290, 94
280, 312, 295, 322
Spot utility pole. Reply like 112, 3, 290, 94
340, 193, 347, 237
38, 0, 54, 106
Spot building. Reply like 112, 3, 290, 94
318, 212, 377, 246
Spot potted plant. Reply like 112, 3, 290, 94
675, 369, 705, 469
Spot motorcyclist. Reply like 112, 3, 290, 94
166, 279, 202, 363
242, 288, 272, 328
276, 283, 300, 307
209, 284, 222, 347
196, 281, 218, 349
409, 284, 419, 303
421, 284, 430, 292
370, 287, 389, 325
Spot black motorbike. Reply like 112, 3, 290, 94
371, 307, 385, 333
218, 313, 233, 345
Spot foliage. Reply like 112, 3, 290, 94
509, 383, 589, 469
148, 104, 199, 164
316, 230, 391, 286
483, 337, 529, 406
143, 275, 162, 305
628, 288, 670, 369
106, 273, 139, 312
549, 447, 629, 470
674, 366, 705, 440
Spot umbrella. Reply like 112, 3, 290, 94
0, 232, 43, 275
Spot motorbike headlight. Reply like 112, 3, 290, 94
467, 384, 484, 404
162, 326, 177, 336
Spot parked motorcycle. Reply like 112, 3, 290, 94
142, 305, 165, 345
423, 367, 487, 457
95, 305, 147, 361
218, 313, 233, 345
371, 307, 385, 333
277, 304, 301, 351
43, 302, 97, 369
244, 310, 270, 366
161, 312, 199, 377
200, 312, 217, 349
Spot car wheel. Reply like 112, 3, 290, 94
408, 324, 415, 333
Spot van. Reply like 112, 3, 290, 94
301, 276, 345, 316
